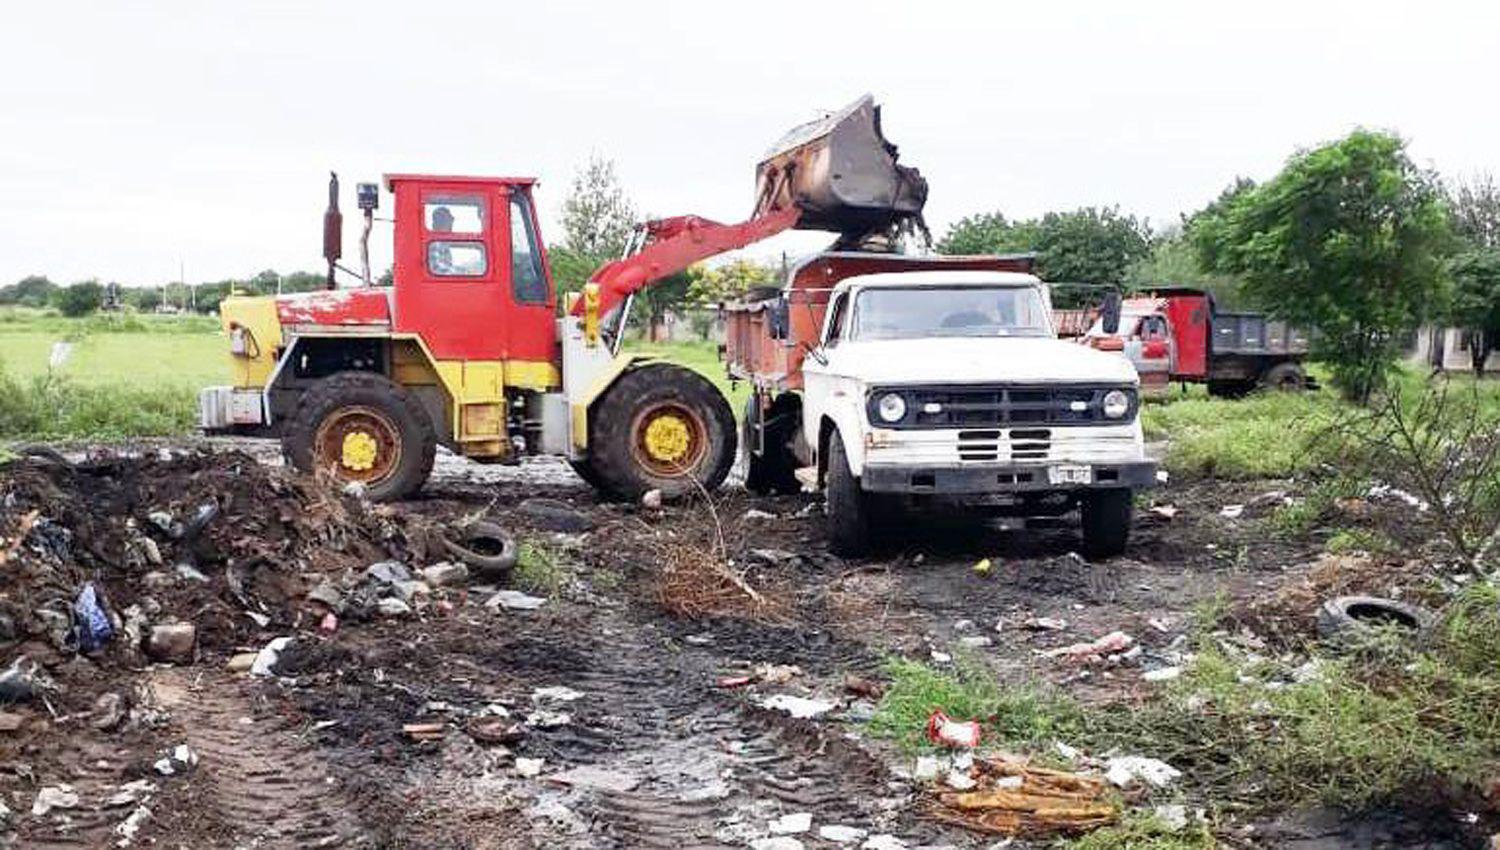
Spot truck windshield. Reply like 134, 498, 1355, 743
850, 286, 1051, 340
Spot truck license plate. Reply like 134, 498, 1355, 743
1048, 464, 1093, 485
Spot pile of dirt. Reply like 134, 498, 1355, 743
0, 448, 447, 677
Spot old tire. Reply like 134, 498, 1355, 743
1316, 596, 1434, 644
443, 519, 517, 577
1080, 488, 1132, 560
743, 395, 801, 496
1261, 362, 1307, 392
283, 371, 437, 501
588, 363, 736, 500
825, 430, 872, 556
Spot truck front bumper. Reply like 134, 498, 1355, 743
861, 460, 1158, 495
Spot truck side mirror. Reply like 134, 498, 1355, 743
1101, 290, 1122, 335
768, 296, 789, 340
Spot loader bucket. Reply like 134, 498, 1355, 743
754, 94, 928, 234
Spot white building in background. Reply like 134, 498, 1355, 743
1407, 326, 1500, 374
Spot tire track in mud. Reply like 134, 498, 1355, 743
152, 668, 365, 848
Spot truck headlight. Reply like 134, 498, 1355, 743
1102, 389, 1131, 419
875, 392, 907, 423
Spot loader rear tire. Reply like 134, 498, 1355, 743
284, 371, 436, 502
588, 363, 736, 500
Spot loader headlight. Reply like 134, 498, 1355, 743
875, 392, 907, 423
1102, 389, 1131, 419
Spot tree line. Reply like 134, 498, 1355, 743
0, 270, 336, 317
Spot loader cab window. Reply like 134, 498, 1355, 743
509, 194, 549, 304
424, 194, 488, 277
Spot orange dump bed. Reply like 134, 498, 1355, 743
722, 252, 1035, 393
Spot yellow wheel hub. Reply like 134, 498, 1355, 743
642, 413, 692, 463
341, 431, 379, 471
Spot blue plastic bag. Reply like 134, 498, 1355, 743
73, 582, 114, 652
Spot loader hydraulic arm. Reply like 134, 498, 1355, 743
571, 206, 801, 318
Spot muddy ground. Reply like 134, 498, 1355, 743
0, 442, 1478, 849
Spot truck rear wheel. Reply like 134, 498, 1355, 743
825, 430, 872, 556
743, 395, 801, 496
1080, 488, 1132, 560
284, 371, 437, 501
588, 363, 736, 500
1261, 362, 1307, 392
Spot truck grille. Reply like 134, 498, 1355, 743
871, 385, 1136, 429
958, 428, 1052, 462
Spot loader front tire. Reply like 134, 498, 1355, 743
588, 363, 736, 500
284, 371, 437, 502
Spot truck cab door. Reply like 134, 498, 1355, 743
392, 182, 508, 360
500, 187, 557, 381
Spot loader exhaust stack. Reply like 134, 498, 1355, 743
754, 94, 928, 237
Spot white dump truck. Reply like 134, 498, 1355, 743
723, 253, 1156, 557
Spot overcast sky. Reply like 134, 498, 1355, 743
1, 1, 1496, 286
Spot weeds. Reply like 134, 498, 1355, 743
1062, 811, 1215, 850
0, 367, 195, 438
513, 540, 568, 596
1141, 390, 1338, 479
868, 656, 1082, 752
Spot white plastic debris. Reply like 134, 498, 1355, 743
744, 509, 776, 520
862, 835, 908, 850
751, 838, 805, 850
515, 757, 545, 777
759, 694, 834, 719
958, 636, 992, 649
487, 590, 547, 611
532, 686, 584, 702
114, 804, 152, 845
1105, 755, 1181, 788
1054, 740, 1081, 760
32, 784, 80, 817
525, 710, 572, 728
1154, 803, 1189, 831
929, 650, 953, 664
944, 769, 977, 790
1156, 469, 1170, 484
819, 825, 869, 843
249, 636, 293, 677
769, 812, 813, 834
1142, 666, 1182, 682
153, 744, 198, 776
913, 755, 943, 781
1219, 504, 1245, 519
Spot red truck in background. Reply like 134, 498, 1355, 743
1080, 287, 1311, 397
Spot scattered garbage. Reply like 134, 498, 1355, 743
488, 590, 547, 611
72, 582, 114, 652
152, 743, 198, 776
1043, 631, 1134, 662
819, 825, 868, 843
365, 561, 412, 585
443, 521, 518, 575
1141, 666, 1181, 682
751, 838, 805, 850
403, 722, 446, 742
0, 711, 21, 732
927, 711, 982, 748
32, 784, 80, 817
1022, 616, 1068, 632
861, 835, 908, 850
1154, 803, 1189, 831
525, 709, 572, 728
1219, 504, 1245, 519
515, 756, 545, 777
0, 657, 37, 703
749, 548, 800, 566
756, 663, 803, 684
1316, 595, 1434, 644
377, 597, 413, 618
959, 635, 992, 649
1148, 504, 1178, 520
760, 694, 835, 719
1104, 755, 1181, 788
744, 508, 776, 520
420, 561, 470, 587
249, 636, 294, 677
843, 674, 884, 699
641, 488, 663, 509
466, 715, 524, 745
769, 811, 813, 834
144, 622, 196, 663
92, 692, 127, 730
532, 685, 584, 702
927, 755, 1117, 837
114, 803, 152, 845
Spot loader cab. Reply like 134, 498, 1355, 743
385, 174, 557, 371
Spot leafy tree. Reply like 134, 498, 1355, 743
1, 275, 58, 308
545, 246, 601, 299
561, 155, 637, 261
1447, 249, 1500, 375
1126, 227, 1246, 308
1032, 206, 1151, 285
686, 258, 778, 304
1449, 173, 1500, 249
1194, 130, 1451, 401
936, 213, 1040, 255
53, 280, 104, 317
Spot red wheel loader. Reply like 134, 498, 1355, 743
200, 96, 928, 501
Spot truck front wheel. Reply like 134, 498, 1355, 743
283, 371, 437, 501
1080, 488, 1133, 560
588, 363, 736, 500
1260, 362, 1307, 392
825, 430, 873, 556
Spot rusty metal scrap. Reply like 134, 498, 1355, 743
927, 755, 1118, 837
